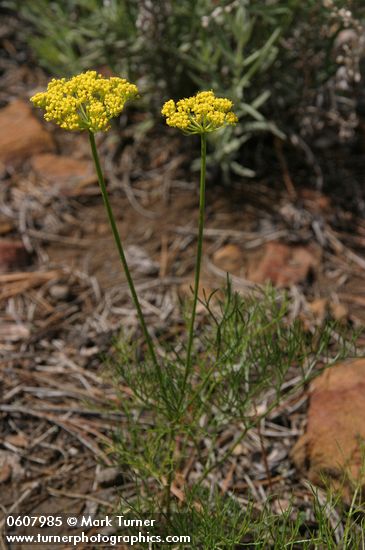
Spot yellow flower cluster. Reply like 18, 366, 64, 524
30, 71, 138, 133
161, 91, 238, 134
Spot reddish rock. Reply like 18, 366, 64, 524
248, 241, 320, 287
0, 100, 54, 164
0, 239, 31, 272
292, 358, 365, 501
31, 153, 94, 184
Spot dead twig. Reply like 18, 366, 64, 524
46, 487, 114, 509
274, 137, 297, 200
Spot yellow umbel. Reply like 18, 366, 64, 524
31, 71, 138, 133
161, 91, 237, 134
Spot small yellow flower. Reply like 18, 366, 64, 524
30, 71, 138, 133
161, 91, 238, 134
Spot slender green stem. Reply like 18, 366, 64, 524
181, 133, 207, 400
88, 131, 161, 375
165, 425, 176, 521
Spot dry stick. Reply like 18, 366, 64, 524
1, 405, 111, 464
47, 487, 114, 509
274, 136, 297, 200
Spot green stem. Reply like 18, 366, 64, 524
181, 133, 207, 401
88, 131, 161, 375
165, 425, 176, 521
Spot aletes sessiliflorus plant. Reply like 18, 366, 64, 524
31, 75, 349, 547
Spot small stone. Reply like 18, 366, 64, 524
232, 443, 245, 456
49, 284, 70, 300
309, 298, 328, 322
330, 302, 348, 321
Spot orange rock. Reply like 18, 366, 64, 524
0, 100, 54, 164
292, 358, 365, 501
248, 241, 320, 287
0, 239, 31, 272
31, 153, 94, 184
213, 244, 243, 273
